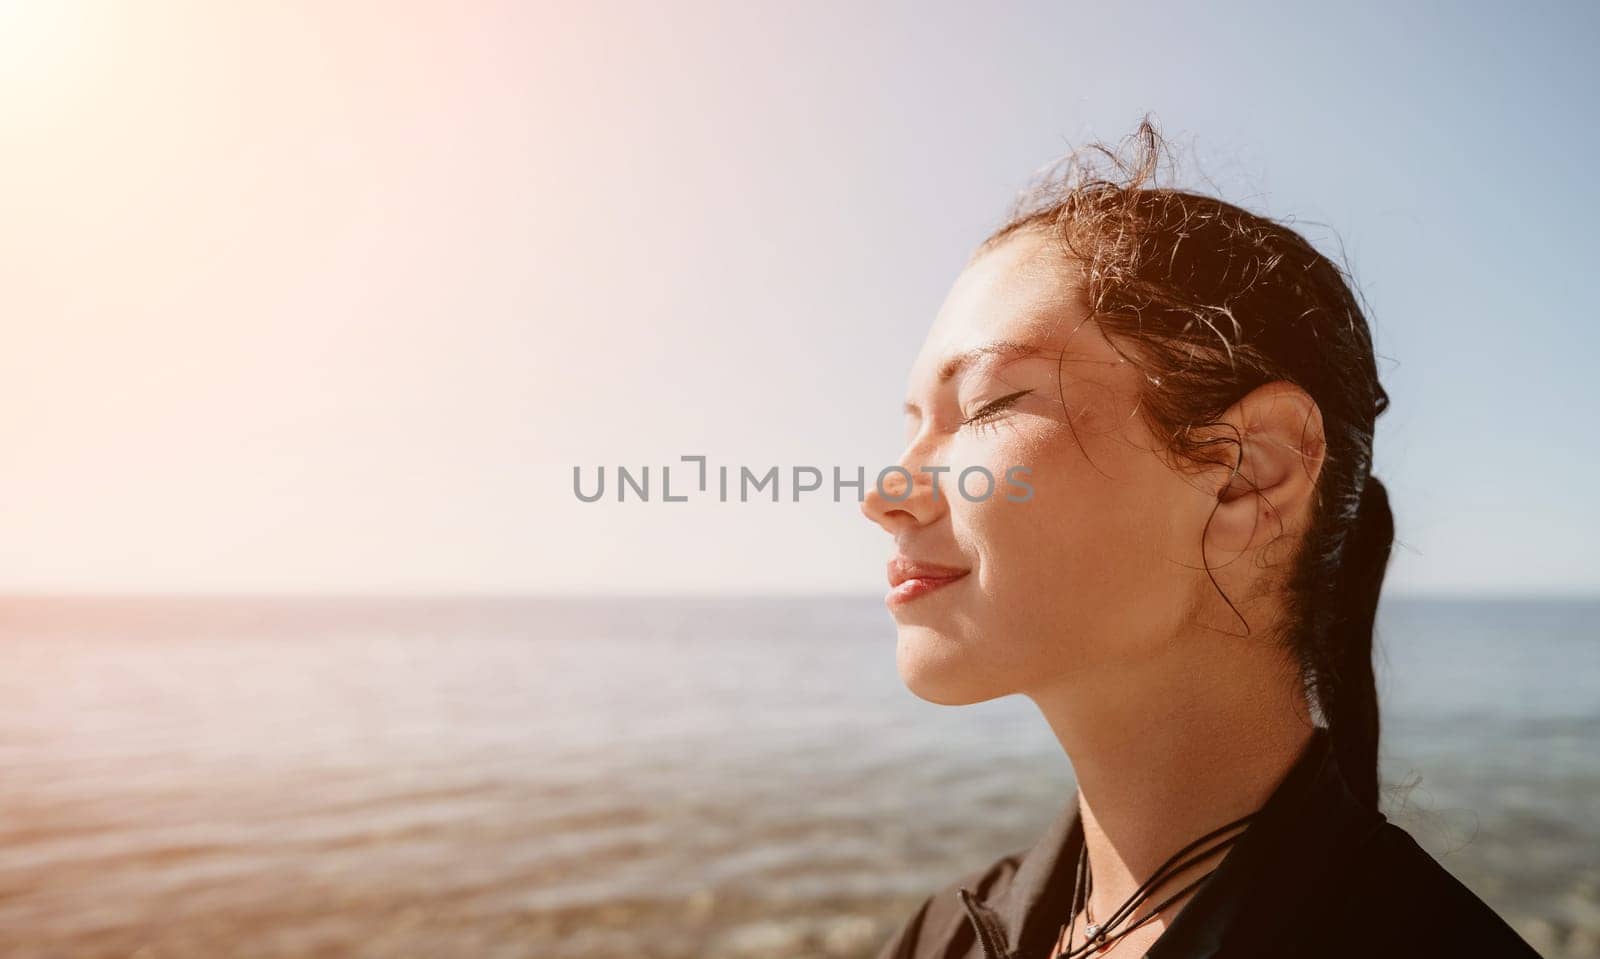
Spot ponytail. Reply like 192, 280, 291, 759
1319, 475, 1395, 810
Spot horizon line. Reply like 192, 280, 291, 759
1, 588, 1596, 603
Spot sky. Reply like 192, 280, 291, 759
1, 0, 1596, 596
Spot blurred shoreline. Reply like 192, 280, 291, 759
0, 594, 1595, 958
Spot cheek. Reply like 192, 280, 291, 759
963, 461, 1132, 601
949, 420, 1187, 659
947, 424, 1114, 591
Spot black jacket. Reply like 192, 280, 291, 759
874, 727, 1540, 958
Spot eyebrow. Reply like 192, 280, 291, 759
903, 341, 1041, 417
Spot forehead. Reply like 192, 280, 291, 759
910, 229, 1091, 386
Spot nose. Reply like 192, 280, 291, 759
860, 447, 949, 535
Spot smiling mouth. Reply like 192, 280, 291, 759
886, 570, 971, 608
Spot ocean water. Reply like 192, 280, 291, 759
0, 595, 1594, 958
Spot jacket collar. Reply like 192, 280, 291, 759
959, 726, 1385, 959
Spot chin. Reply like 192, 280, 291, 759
894, 623, 1005, 706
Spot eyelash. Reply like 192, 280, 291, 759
960, 389, 1033, 432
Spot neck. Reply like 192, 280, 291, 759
1028, 633, 1315, 931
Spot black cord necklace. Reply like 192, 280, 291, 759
1054, 808, 1260, 958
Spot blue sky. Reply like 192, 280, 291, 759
2, 0, 1595, 595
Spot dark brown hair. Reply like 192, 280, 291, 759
981, 118, 1395, 809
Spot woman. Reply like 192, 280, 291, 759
861, 121, 1538, 959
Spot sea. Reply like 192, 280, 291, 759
0, 595, 1595, 959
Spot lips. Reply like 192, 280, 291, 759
886, 556, 971, 608
887, 556, 970, 588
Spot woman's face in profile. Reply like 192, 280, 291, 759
862, 229, 1217, 706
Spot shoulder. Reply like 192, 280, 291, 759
1280, 820, 1541, 957
872, 848, 1025, 959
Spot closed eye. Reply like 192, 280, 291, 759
961, 389, 1033, 430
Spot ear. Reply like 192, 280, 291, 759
1204, 380, 1327, 561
